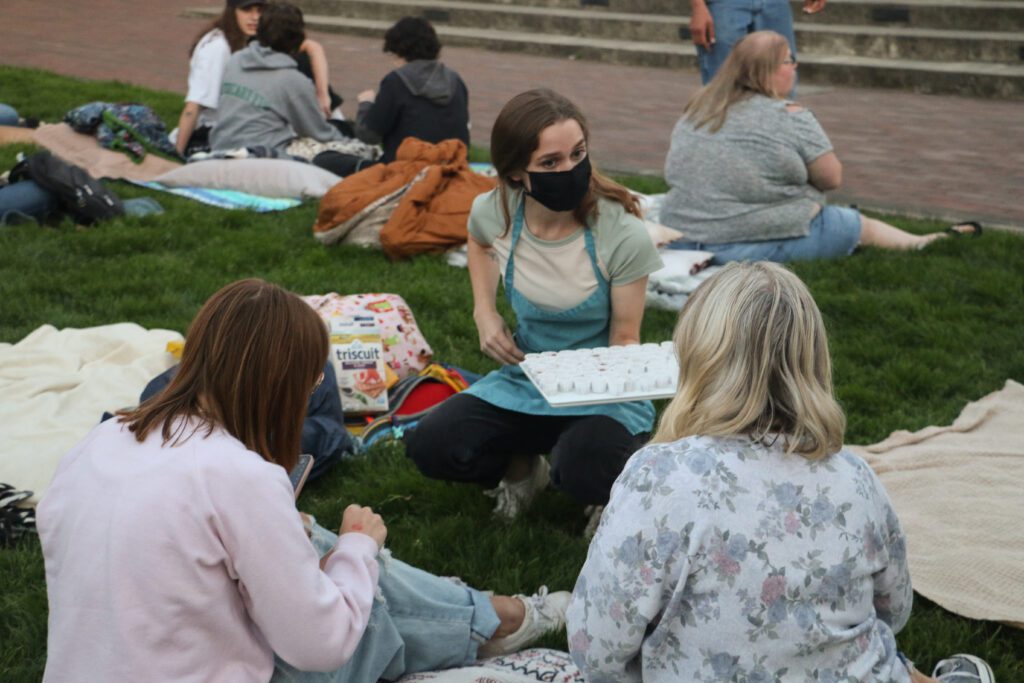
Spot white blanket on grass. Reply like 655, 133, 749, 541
0, 323, 182, 504
851, 379, 1024, 628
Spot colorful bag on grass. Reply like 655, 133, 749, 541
349, 363, 470, 447
302, 293, 432, 380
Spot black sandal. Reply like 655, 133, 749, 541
946, 221, 983, 238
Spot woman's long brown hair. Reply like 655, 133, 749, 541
119, 279, 328, 473
489, 88, 641, 235
189, 6, 253, 55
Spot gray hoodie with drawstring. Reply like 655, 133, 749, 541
211, 42, 343, 153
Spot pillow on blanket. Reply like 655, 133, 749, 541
154, 159, 341, 199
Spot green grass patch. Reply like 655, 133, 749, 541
1, 66, 1023, 681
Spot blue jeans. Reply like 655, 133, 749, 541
0, 180, 58, 226
668, 205, 863, 263
698, 0, 797, 88
0, 103, 19, 126
271, 523, 501, 682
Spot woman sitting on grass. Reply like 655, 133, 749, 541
37, 278, 569, 683
660, 31, 981, 264
567, 262, 994, 683
174, 0, 343, 157
210, 2, 373, 175
405, 89, 663, 531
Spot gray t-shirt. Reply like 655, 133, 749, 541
661, 95, 833, 244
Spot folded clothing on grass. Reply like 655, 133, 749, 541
31, 123, 180, 182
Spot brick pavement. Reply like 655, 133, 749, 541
2, 0, 1022, 227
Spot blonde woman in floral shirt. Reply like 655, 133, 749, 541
567, 262, 994, 683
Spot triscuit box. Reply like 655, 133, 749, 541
329, 316, 389, 414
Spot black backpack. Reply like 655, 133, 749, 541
10, 151, 124, 224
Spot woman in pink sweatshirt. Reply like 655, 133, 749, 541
37, 278, 569, 683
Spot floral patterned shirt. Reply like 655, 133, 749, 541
567, 435, 912, 683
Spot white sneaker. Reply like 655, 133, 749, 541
932, 654, 996, 683
478, 586, 571, 658
484, 456, 550, 520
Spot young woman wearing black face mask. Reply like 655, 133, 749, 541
405, 89, 663, 531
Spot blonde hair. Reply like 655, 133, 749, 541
652, 262, 845, 460
683, 31, 791, 133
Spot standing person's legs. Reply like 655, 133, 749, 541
753, 0, 798, 95
405, 393, 564, 488
548, 416, 649, 505
697, 0, 755, 83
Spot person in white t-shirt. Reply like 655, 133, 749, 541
174, 0, 342, 156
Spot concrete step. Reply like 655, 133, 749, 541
790, 0, 1024, 32
296, 0, 1024, 63
798, 24, 1024, 63
185, 6, 1024, 98
367, 0, 1024, 30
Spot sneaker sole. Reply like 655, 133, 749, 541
950, 654, 996, 683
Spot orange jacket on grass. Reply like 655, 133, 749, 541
313, 137, 495, 259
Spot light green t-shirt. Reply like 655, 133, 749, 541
468, 189, 663, 311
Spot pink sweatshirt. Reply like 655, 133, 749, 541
37, 418, 380, 682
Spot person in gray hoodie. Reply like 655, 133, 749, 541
355, 17, 470, 163
211, 3, 345, 157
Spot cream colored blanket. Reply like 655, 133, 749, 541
851, 379, 1024, 628
32, 123, 180, 181
0, 324, 182, 504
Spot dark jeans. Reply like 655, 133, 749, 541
404, 393, 649, 505
138, 361, 355, 481
312, 150, 379, 177
0, 180, 58, 226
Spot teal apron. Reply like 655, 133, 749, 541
464, 200, 654, 435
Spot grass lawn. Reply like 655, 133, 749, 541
2, 65, 1023, 681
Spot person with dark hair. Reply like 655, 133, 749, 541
174, 0, 344, 157
354, 17, 470, 163
37, 278, 570, 682
405, 89, 663, 532
209, 2, 371, 173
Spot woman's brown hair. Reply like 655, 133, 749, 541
190, 6, 255, 55
682, 30, 790, 133
119, 279, 328, 473
489, 88, 641, 234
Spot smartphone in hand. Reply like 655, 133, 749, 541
289, 454, 314, 499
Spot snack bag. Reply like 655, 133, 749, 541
329, 316, 390, 414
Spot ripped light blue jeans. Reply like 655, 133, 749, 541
271, 523, 500, 683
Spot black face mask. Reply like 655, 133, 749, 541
525, 155, 592, 213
